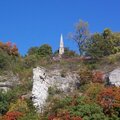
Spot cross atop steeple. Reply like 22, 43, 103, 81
59, 34, 64, 55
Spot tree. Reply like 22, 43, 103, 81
27, 47, 39, 55
86, 28, 118, 58
37, 44, 52, 57
86, 33, 105, 58
70, 20, 89, 55
54, 47, 77, 58
63, 47, 77, 57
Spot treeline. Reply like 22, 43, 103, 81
70, 20, 120, 59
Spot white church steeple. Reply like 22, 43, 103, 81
59, 34, 64, 55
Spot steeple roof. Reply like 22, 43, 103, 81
60, 34, 64, 47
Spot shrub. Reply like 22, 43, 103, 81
0, 91, 9, 115
23, 55, 37, 68
92, 71, 104, 83
85, 83, 104, 100
47, 96, 107, 120
18, 112, 39, 120
63, 47, 78, 58
69, 103, 106, 120
3, 111, 23, 120
8, 99, 29, 113
27, 47, 39, 55
0, 51, 10, 69
0, 41, 19, 56
78, 67, 93, 85
37, 44, 52, 57
60, 70, 67, 78
97, 87, 120, 116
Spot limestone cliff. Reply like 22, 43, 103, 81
32, 67, 79, 112
0, 72, 19, 92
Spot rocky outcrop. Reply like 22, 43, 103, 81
32, 67, 79, 112
109, 68, 120, 87
0, 72, 19, 92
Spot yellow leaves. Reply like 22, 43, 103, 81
8, 99, 29, 113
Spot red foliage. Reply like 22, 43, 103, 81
92, 71, 104, 83
0, 41, 19, 56
3, 111, 23, 120
48, 114, 56, 120
6, 42, 12, 48
97, 87, 120, 115
10, 44, 19, 56
71, 116, 83, 120
48, 111, 83, 120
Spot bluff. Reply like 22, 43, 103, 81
32, 67, 79, 112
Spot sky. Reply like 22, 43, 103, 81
0, 0, 120, 55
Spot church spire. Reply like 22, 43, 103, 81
59, 34, 64, 55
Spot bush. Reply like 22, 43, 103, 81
47, 96, 108, 120
3, 111, 23, 120
0, 51, 10, 70
97, 87, 120, 116
18, 112, 39, 120
69, 103, 106, 120
78, 67, 93, 85
8, 99, 29, 113
0, 91, 9, 115
92, 71, 104, 83
23, 55, 37, 68
37, 44, 52, 57
85, 83, 104, 100
27, 47, 39, 55
0, 42, 19, 56
63, 47, 78, 58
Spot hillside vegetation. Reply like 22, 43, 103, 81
0, 20, 120, 120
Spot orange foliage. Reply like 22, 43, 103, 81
3, 111, 23, 120
71, 116, 83, 120
10, 44, 19, 56
0, 41, 19, 56
97, 87, 120, 115
6, 42, 12, 48
48, 111, 83, 120
92, 71, 104, 83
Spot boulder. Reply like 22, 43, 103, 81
109, 68, 120, 87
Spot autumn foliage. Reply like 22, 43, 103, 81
3, 111, 23, 120
0, 41, 19, 56
97, 87, 120, 115
92, 71, 104, 83
48, 111, 83, 120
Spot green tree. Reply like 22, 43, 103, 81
70, 20, 89, 55
0, 50, 10, 70
27, 47, 39, 55
86, 28, 119, 58
37, 44, 52, 57
64, 47, 77, 57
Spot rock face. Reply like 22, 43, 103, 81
109, 68, 120, 87
0, 72, 19, 92
32, 67, 79, 112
